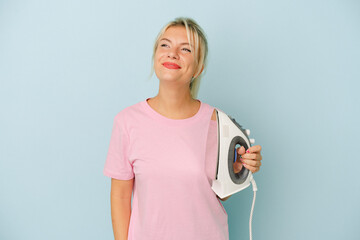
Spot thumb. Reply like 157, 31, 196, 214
237, 146, 246, 155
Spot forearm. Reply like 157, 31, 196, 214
111, 196, 132, 240
217, 195, 231, 201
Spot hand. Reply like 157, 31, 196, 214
233, 145, 262, 174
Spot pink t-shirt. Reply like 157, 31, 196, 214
103, 98, 229, 240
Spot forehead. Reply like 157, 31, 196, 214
161, 26, 190, 42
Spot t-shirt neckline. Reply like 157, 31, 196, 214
142, 98, 205, 126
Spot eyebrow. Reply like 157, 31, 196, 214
160, 38, 193, 47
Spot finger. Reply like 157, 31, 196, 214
233, 162, 243, 173
236, 147, 247, 163
247, 145, 262, 153
243, 162, 259, 173
242, 159, 262, 168
240, 153, 257, 160
237, 146, 246, 155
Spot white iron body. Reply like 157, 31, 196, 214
211, 109, 256, 199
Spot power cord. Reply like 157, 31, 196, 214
249, 178, 257, 240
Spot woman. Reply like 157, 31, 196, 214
104, 17, 263, 240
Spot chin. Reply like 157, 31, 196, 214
155, 72, 180, 82
159, 77, 180, 83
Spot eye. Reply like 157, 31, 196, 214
182, 48, 191, 53
160, 43, 169, 47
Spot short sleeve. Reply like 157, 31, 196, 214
103, 113, 134, 180
205, 119, 218, 185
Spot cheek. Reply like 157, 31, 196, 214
154, 52, 163, 67
155, 48, 167, 57
154, 51, 161, 61
154, 61, 162, 73
185, 58, 196, 71
184, 54, 195, 66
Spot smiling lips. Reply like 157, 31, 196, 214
162, 62, 181, 69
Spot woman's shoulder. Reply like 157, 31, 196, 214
199, 100, 227, 121
197, 100, 218, 121
113, 100, 144, 121
199, 100, 221, 112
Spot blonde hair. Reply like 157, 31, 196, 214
149, 17, 208, 99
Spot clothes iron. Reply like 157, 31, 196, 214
212, 108, 258, 240
211, 108, 256, 198
211, 108, 258, 240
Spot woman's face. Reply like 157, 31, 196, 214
154, 26, 197, 86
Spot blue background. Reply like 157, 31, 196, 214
1, 0, 359, 239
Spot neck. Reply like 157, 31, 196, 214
150, 81, 197, 116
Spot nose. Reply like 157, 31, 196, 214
167, 48, 179, 59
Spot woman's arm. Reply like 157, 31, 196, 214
218, 195, 231, 201
110, 178, 134, 240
